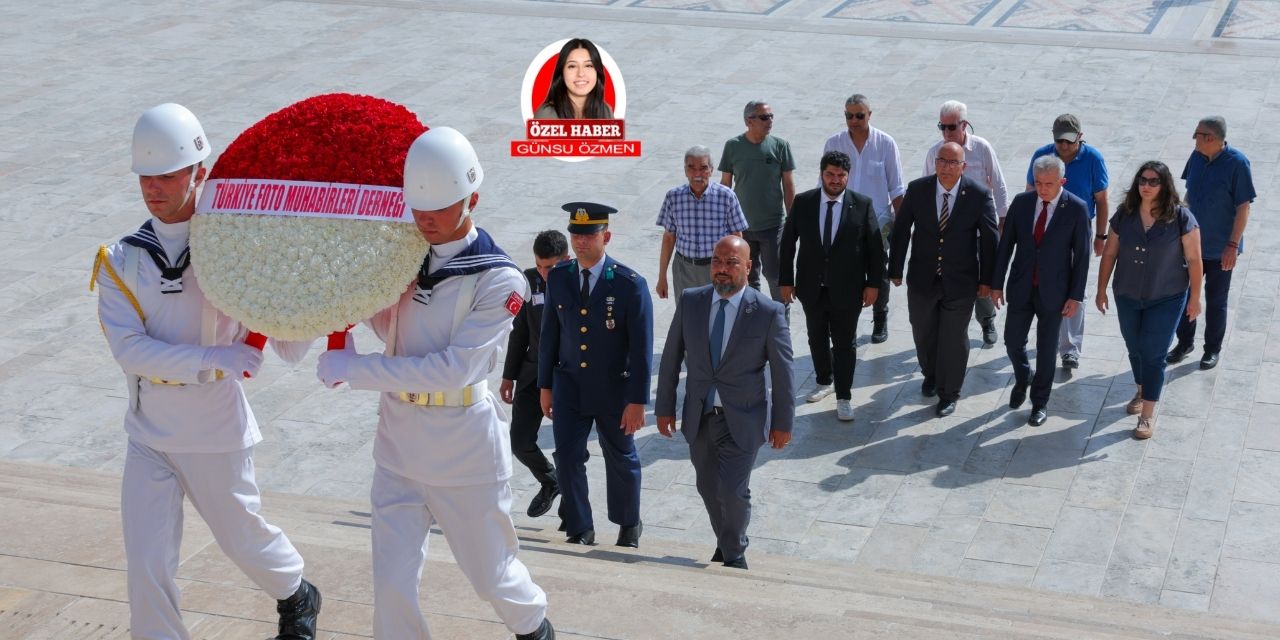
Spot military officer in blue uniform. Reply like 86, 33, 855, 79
539, 202, 653, 547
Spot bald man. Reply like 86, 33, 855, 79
655, 236, 794, 570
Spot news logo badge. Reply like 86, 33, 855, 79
513, 38, 641, 161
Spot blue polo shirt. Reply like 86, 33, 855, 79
1026, 142, 1109, 219
1183, 144, 1256, 260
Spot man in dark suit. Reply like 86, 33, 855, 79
779, 150, 885, 422
991, 156, 1091, 426
539, 203, 653, 548
656, 235, 794, 570
501, 230, 569, 518
889, 141, 999, 417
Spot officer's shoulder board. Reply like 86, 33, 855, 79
610, 262, 640, 282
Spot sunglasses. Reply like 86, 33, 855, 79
752, 114, 775, 121
845, 112, 868, 120
1137, 176, 1161, 187
937, 122, 962, 132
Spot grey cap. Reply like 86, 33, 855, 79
1053, 114, 1082, 141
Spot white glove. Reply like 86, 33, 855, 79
203, 344, 265, 379
317, 338, 357, 389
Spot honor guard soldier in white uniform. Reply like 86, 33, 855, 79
315, 127, 554, 640
92, 103, 321, 640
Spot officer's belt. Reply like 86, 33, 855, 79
146, 370, 226, 386
397, 380, 488, 407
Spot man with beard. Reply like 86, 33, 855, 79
779, 150, 885, 422
656, 235, 794, 570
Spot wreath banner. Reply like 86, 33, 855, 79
189, 93, 429, 347
198, 178, 411, 221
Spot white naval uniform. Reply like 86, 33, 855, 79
94, 218, 306, 640
341, 226, 547, 638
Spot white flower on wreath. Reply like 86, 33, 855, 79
191, 214, 428, 340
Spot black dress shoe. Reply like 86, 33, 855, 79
1167, 341, 1194, 364
527, 482, 560, 518
1009, 378, 1028, 409
936, 400, 957, 417
871, 319, 888, 344
711, 548, 723, 563
274, 579, 321, 640
516, 618, 556, 640
1200, 352, 1220, 370
616, 521, 643, 548
921, 378, 937, 398
1028, 406, 1048, 426
565, 529, 595, 545
981, 320, 998, 346
1061, 353, 1080, 370
723, 556, 748, 570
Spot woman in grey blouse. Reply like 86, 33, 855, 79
1095, 161, 1203, 440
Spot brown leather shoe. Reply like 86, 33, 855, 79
1125, 392, 1143, 415
1133, 416, 1154, 440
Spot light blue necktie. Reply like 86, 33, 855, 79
706, 299, 728, 410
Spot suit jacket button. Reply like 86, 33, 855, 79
580, 344, 588, 351
580, 326, 588, 333
580, 308, 588, 316
579, 362, 588, 368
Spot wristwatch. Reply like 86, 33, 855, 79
1095, 234, 1108, 241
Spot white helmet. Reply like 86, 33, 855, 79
403, 127, 484, 211
131, 103, 211, 176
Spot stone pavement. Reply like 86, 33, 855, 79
3, 0, 1280, 629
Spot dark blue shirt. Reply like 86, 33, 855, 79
1109, 206, 1198, 302
1027, 142, 1108, 219
1183, 144, 1255, 260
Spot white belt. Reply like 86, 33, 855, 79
147, 369, 226, 386
396, 380, 488, 407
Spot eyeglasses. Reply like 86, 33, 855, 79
1137, 176, 1161, 187
845, 112, 868, 120
937, 122, 962, 132
752, 114, 775, 121
935, 158, 964, 168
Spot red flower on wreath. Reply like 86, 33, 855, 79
210, 93, 427, 187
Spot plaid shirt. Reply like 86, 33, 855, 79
655, 182, 748, 259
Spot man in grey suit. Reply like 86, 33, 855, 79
656, 235, 795, 570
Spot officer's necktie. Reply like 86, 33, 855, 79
580, 268, 591, 301
705, 298, 728, 410
823, 200, 835, 252
1033, 200, 1049, 286
937, 192, 951, 276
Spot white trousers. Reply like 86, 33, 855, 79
122, 439, 304, 640
1060, 304, 1085, 357
371, 465, 547, 638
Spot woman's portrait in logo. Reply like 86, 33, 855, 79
522, 38, 626, 122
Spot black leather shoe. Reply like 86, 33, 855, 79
527, 482, 560, 518
1167, 342, 1194, 364
516, 618, 556, 640
711, 548, 723, 563
723, 556, 748, 570
565, 529, 595, 545
872, 319, 888, 344
616, 521, 642, 548
1200, 352, 1220, 370
1061, 353, 1080, 370
1028, 406, 1048, 426
921, 378, 937, 398
274, 579, 321, 640
936, 400, 957, 417
981, 320, 998, 346
1009, 378, 1028, 409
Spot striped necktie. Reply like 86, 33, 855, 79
937, 192, 951, 275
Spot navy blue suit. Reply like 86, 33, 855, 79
539, 256, 652, 536
992, 190, 1091, 406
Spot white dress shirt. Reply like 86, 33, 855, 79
822, 126, 906, 229
708, 285, 746, 407
923, 133, 1010, 218
936, 179, 961, 221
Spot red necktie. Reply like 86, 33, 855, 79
1033, 201, 1049, 286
